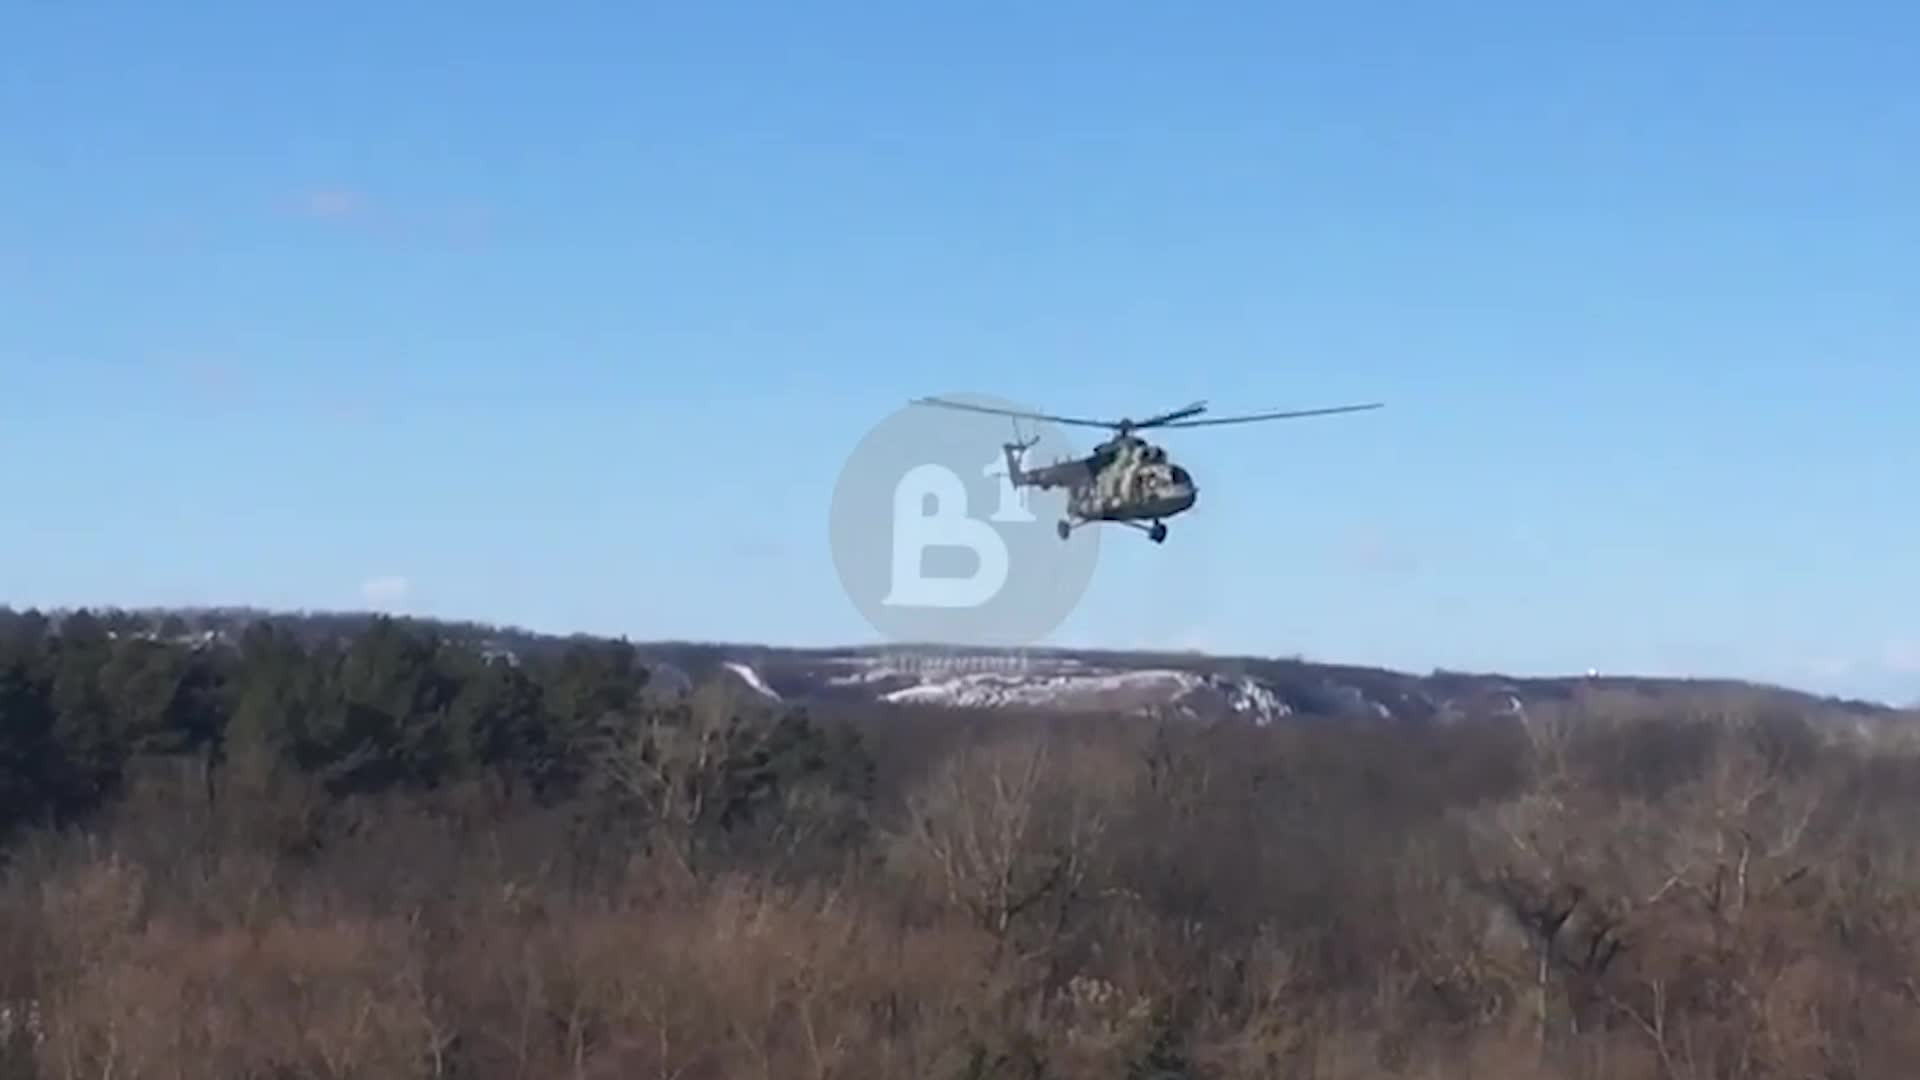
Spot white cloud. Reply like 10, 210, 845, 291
359, 575, 411, 606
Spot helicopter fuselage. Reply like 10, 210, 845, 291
1003, 434, 1198, 540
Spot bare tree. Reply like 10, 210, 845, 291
583, 680, 802, 881
892, 732, 1130, 941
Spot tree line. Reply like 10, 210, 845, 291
0, 608, 1917, 1077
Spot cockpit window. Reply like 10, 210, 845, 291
1170, 466, 1190, 485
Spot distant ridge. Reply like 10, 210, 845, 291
1, 604, 1896, 731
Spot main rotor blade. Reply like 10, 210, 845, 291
909, 396, 1123, 430
1157, 402, 1384, 427
1130, 401, 1209, 429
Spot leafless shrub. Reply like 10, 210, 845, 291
888, 731, 1135, 942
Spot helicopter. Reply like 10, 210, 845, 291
909, 395, 1383, 543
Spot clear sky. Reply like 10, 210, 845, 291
3, 2, 1914, 703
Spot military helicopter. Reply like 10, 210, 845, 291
910, 396, 1383, 543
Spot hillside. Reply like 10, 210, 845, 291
9, 604, 1891, 730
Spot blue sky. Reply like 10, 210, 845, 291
2, 2, 1914, 702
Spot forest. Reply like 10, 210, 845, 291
1, 607, 1918, 1078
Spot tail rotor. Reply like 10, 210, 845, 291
1002, 416, 1038, 486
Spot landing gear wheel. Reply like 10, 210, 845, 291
1056, 519, 1071, 540
1148, 522, 1167, 544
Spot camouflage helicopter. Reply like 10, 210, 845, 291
910, 395, 1383, 543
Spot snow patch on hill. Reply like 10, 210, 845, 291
882, 668, 1201, 710
850, 658, 1297, 724
722, 661, 782, 701
1223, 676, 1291, 721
